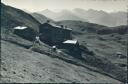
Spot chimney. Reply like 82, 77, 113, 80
61, 25, 64, 28
65, 26, 67, 28
46, 20, 50, 23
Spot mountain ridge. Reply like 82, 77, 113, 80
31, 13, 53, 24
1, 3, 41, 32
37, 8, 127, 27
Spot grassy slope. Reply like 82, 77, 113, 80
31, 13, 54, 24
1, 40, 121, 83
57, 20, 128, 35
57, 20, 106, 34
57, 20, 127, 61
1, 3, 40, 31
56, 20, 127, 82
1, 31, 126, 83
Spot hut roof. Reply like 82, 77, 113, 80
14, 26, 27, 30
63, 39, 78, 44
116, 52, 122, 55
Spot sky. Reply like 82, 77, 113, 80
1, 0, 128, 12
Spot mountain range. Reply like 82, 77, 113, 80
37, 9, 127, 27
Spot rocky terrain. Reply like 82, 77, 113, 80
1, 3, 127, 83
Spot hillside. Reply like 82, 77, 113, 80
31, 13, 53, 24
1, 3, 40, 32
97, 25, 128, 35
1, 3, 127, 83
1, 32, 127, 83
57, 20, 127, 73
1, 38, 122, 83
38, 9, 57, 20
56, 20, 107, 35
57, 20, 128, 35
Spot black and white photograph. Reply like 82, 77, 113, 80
0, 0, 128, 83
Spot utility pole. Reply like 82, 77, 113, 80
126, 4, 128, 84
126, 5, 128, 57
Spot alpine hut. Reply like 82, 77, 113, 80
39, 21, 72, 44
13, 26, 36, 41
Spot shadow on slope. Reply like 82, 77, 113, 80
1, 3, 40, 31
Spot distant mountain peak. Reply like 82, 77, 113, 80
36, 8, 127, 27
22, 9, 31, 13
31, 13, 54, 24
43, 9, 54, 12
73, 8, 86, 12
